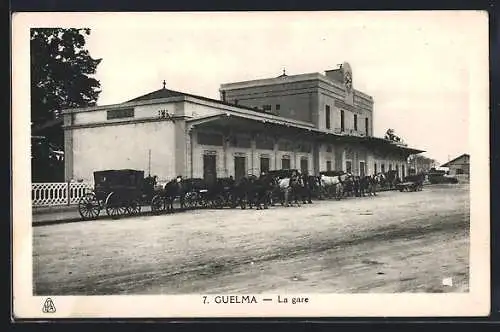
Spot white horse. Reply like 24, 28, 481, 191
320, 174, 345, 199
277, 176, 302, 207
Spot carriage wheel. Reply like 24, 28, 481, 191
213, 195, 225, 209
151, 195, 165, 214
184, 192, 197, 209
78, 193, 101, 220
199, 196, 209, 209
240, 195, 247, 209
127, 199, 142, 216
105, 192, 127, 218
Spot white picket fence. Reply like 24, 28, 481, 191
32, 182, 93, 207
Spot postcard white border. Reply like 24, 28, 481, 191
12, 11, 490, 318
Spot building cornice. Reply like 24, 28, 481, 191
61, 96, 187, 114
220, 72, 373, 102
62, 115, 186, 130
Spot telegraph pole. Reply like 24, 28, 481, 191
148, 149, 151, 176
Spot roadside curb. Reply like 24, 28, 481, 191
33, 206, 78, 215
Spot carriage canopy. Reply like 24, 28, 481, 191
93, 169, 145, 194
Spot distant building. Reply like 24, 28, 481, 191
440, 154, 470, 176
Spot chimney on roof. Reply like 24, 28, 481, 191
162, 80, 166, 89
278, 68, 287, 78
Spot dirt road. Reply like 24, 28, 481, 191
33, 184, 469, 295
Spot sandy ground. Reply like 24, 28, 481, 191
33, 184, 469, 295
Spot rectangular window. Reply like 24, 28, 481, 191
374, 163, 378, 174
326, 160, 332, 171
263, 105, 272, 111
326, 144, 333, 153
381, 164, 385, 173
197, 132, 223, 146
402, 165, 405, 178
107, 108, 134, 120
354, 114, 358, 131
300, 157, 309, 174
365, 117, 369, 136
281, 156, 291, 170
340, 110, 345, 131
275, 104, 281, 111
360, 161, 366, 177
260, 157, 270, 173
325, 105, 331, 129
346, 160, 352, 173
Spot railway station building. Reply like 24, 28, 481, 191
62, 62, 424, 183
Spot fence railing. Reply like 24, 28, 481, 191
32, 182, 93, 207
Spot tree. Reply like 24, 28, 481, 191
31, 28, 102, 181
407, 154, 437, 174
31, 28, 102, 143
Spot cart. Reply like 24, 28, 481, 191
395, 181, 423, 192
78, 169, 145, 220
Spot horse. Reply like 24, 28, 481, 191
360, 175, 378, 197
353, 176, 361, 197
231, 175, 258, 209
339, 173, 355, 198
278, 173, 303, 207
143, 175, 158, 202
320, 173, 344, 200
155, 177, 186, 213
300, 174, 319, 204
251, 174, 277, 210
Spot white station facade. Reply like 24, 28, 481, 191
62, 62, 424, 183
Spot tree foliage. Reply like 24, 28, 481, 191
408, 154, 437, 173
31, 28, 102, 139
31, 28, 102, 181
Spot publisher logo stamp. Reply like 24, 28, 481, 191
42, 298, 56, 313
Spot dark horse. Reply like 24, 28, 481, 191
231, 176, 256, 209
359, 175, 378, 197
245, 175, 272, 210
299, 174, 318, 204
151, 177, 186, 213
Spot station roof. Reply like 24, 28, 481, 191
187, 112, 425, 155
440, 153, 470, 167
127, 87, 285, 116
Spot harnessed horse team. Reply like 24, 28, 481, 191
149, 169, 390, 214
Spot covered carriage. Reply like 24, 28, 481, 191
78, 169, 145, 220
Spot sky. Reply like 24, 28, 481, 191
33, 11, 489, 165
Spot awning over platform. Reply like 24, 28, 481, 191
187, 112, 425, 155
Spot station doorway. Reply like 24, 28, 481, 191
234, 156, 246, 181
203, 154, 217, 183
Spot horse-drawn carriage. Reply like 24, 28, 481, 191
395, 174, 424, 192
78, 169, 146, 220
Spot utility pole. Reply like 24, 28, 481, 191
148, 149, 151, 177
